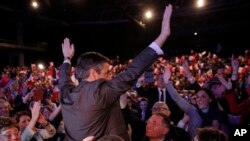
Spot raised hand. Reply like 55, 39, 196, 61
154, 4, 173, 47
231, 55, 239, 72
62, 37, 75, 59
182, 59, 191, 78
161, 4, 173, 38
182, 59, 196, 83
31, 101, 41, 121
27, 101, 41, 129
163, 65, 171, 84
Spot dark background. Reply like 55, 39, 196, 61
0, 0, 250, 68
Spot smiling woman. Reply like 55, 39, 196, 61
164, 67, 229, 138
0, 116, 21, 141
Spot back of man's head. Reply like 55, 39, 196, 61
75, 52, 109, 81
195, 127, 228, 141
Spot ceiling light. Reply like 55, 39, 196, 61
196, 0, 205, 8
144, 10, 153, 19
31, 0, 39, 9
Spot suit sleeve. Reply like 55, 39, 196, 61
58, 63, 76, 105
100, 47, 159, 100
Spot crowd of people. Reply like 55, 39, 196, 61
0, 4, 250, 141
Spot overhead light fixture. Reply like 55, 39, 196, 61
31, 0, 39, 9
144, 10, 153, 19
196, 0, 205, 8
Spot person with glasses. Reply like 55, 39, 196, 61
0, 116, 21, 141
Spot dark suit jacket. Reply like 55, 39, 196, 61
165, 125, 191, 141
58, 47, 159, 141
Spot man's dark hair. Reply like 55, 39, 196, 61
198, 88, 217, 109
153, 112, 171, 128
196, 127, 228, 141
0, 116, 19, 131
12, 111, 31, 123
75, 52, 109, 81
204, 77, 222, 90
139, 97, 148, 103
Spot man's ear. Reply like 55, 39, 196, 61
162, 126, 169, 135
88, 68, 98, 81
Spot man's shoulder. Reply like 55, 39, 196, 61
169, 125, 191, 140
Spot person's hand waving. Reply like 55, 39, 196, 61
231, 55, 239, 72
163, 65, 171, 84
62, 37, 75, 60
154, 4, 173, 48
161, 4, 173, 39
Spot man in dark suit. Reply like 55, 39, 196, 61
58, 4, 173, 141
136, 73, 184, 124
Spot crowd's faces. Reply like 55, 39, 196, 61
146, 115, 169, 139
217, 68, 224, 75
156, 74, 165, 89
18, 115, 30, 132
196, 90, 211, 110
0, 101, 10, 117
139, 101, 148, 111
9, 82, 18, 91
41, 107, 51, 120
0, 126, 21, 141
210, 84, 226, 99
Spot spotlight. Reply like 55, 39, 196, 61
196, 0, 205, 8
38, 64, 44, 69
144, 10, 153, 19
31, 0, 39, 9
